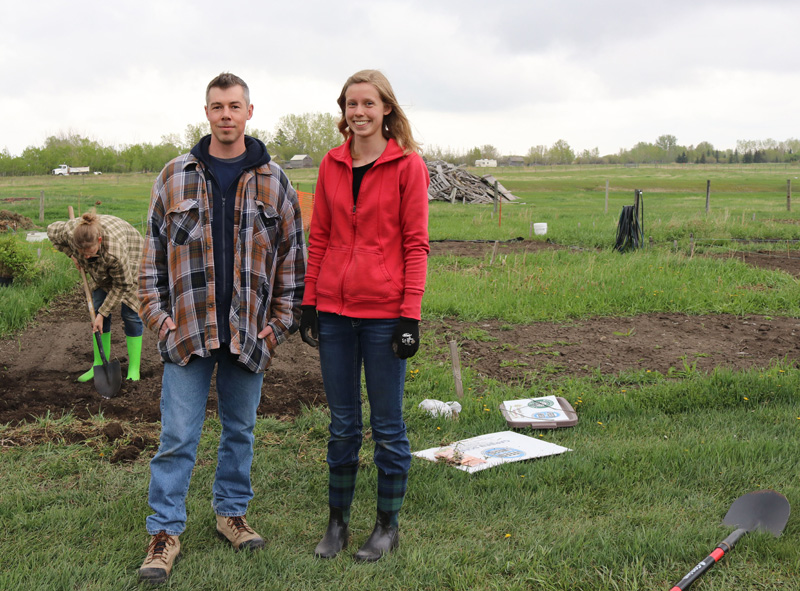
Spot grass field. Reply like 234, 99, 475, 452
1, 164, 799, 590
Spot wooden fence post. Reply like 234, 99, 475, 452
39, 190, 44, 222
705, 180, 711, 213
493, 181, 499, 216
690, 232, 695, 258
490, 240, 499, 265
448, 340, 464, 399
788, 179, 792, 212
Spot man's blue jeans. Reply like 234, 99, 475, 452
91, 288, 143, 336
145, 348, 264, 536
318, 313, 411, 476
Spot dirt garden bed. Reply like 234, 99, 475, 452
2, 239, 799, 445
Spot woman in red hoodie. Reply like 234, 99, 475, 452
300, 69, 430, 562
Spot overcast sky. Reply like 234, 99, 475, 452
2, 0, 797, 158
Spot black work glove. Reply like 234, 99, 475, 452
299, 305, 319, 348
391, 317, 420, 359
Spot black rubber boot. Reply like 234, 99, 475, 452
354, 510, 398, 562
314, 506, 349, 559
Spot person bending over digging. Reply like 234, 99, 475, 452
47, 211, 145, 382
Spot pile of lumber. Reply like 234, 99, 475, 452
425, 160, 518, 203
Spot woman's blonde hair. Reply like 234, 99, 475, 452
337, 69, 420, 154
73, 212, 102, 249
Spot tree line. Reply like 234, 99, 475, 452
2, 119, 798, 177
425, 135, 800, 166
0, 112, 341, 177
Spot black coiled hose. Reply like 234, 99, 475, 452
614, 190, 644, 252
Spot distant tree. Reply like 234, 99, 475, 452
547, 139, 574, 165
575, 147, 601, 164
120, 143, 146, 173
480, 144, 501, 160
266, 112, 340, 165
696, 141, 714, 157
421, 145, 468, 165
248, 127, 272, 145
465, 146, 482, 165
525, 145, 547, 165
655, 134, 679, 161
160, 133, 182, 147
183, 122, 210, 150
626, 141, 662, 164
144, 142, 183, 172
655, 134, 677, 152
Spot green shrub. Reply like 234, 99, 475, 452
0, 233, 38, 283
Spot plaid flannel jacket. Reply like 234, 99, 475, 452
47, 215, 144, 316
138, 153, 305, 372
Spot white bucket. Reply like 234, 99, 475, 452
26, 232, 49, 242
533, 223, 548, 236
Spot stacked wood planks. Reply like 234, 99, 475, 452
425, 160, 518, 203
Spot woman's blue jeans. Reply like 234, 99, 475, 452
318, 313, 411, 476
145, 348, 264, 536
91, 288, 143, 336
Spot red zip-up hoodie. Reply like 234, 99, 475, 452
303, 137, 430, 320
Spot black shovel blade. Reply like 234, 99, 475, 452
722, 489, 791, 537
93, 332, 122, 399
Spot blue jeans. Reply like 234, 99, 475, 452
91, 288, 143, 337
145, 348, 264, 536
318, 313, 410, 476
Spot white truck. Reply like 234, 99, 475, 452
52, 164, 91, 176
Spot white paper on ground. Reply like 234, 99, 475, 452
413, 430, 571, 473
502, 395, 571, 423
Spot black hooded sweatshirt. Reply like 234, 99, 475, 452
190, 135, 271, 345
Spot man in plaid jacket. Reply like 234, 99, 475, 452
137, 72, 305, 584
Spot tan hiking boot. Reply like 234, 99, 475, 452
138, 531, 181, 584
216, 514, 265, 551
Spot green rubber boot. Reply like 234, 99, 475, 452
77, 332, 111, 383
126, 335, 143, 381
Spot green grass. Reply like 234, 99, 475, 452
1, 164, 799, 589
431, 163, 800, 247
425, 248, 800, 322
1, 366, 797, 590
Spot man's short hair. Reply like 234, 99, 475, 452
206, 72, 250, 106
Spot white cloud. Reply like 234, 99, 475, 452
1, 0, 798, 157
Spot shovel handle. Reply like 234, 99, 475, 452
68, 206, 98, 323
94, 331, 110, 366
670, 528, 746, 590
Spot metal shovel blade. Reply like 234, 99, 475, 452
93, 331, 122, 399
670, 489, 791, 590
722, 489, 791, 537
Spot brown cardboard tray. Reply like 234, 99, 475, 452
499, 396, 578, 429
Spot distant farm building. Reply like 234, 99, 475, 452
287, 154, 314, 169
507, 156, 525, 167
475, 159, 497, 167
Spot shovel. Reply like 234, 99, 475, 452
68, 206, 122, 399
670, 489, 791, 590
